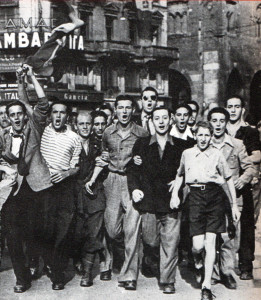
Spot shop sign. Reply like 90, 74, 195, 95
0, 91, 19, 101
0, 54, 24, 72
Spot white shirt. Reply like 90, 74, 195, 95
170, 124, 194, 140
10, 127, 23, 158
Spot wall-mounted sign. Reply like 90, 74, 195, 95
0, 54, 24, 72
0, 32, 84, 50
0, 91, 19, 101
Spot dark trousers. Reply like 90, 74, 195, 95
239, 185, 255, 272
2, 180, 41, 285
40, 179, 75, 284
74, 210, 104, 256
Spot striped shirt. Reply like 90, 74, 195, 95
40, 124, 82, 172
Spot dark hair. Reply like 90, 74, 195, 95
193, 121, 213, 135
115, 94, 135, 108
225, 95, 245, 108
6, 101, 26, 116
91, 110, 108, 124
141, 86, 159, 99
99, 103, 113, 115
187, 100, 199, 113
49, 102, 70, 115
207, 107, 230, 123
173, 103, 192, 116
152, 106, 171, 118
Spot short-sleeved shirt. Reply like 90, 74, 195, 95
41, 124, 82, 173
102, 122, 148, 173
177, 145, 232, 185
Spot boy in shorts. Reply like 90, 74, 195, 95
170, 121, 240, 300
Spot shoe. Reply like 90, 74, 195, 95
240, 271, 253, 280
80, 273, 93, 287
43, 265, 52, 278
74, 261, 84, 275
118, 281, 126, 288
195, 267, 204, 285
141, 257, 158, 278
221, 274, 237, 289
100, 270, 112, 281
52, 283, 65, 290
14, 283, 31, 293
163, 283, 175, 294
201, 287, 215, 300
124, 280, 137, 290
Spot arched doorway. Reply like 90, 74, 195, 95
168, 70, 191, 109
250, 71, 261, 123
226, 68, 244, 98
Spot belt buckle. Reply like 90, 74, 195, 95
200, 185, 205, 191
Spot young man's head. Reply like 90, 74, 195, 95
187, 101, 199, 126
173, 103, 192, 133
141, 87, 158, 114
194, 121, 213, 151
50, 102, 69, 131
152, 107, 171, 136
225, 95, 245, 123
6, 102, 27, 134
99, 104, 113, 126
76, 111, 92, 139
0, 104, 10, 129
91, 111, 107, 138
208, 107, 230, 138
114, 94, 135, 126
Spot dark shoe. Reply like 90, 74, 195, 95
74, 261, 84, 275
195, 267, 204, 285
201, 287, 215, 300
163, 283, 175, 294
221, 274, 237, 289
124, 280, 136, 290
14, 283, 31, 293
100, 269, 112, 281
118, 281, 126, 288
141, 257, 158, 278
52, 283, 64, 290
43, 265, 52, 278
80, 273, 93, 287
240, 271, 253, 280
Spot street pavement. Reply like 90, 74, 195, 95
1, 218, 261, 300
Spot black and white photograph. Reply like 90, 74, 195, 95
0, 0, 261, 299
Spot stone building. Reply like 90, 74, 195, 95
168, 0, 261, 122
0, 0, 177, 111
0, 0, 261, 121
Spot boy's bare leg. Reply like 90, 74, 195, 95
202, 232, 217, 289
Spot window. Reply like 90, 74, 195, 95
80, 12, 92, 39
0, 0, 18, 7
106, 16, 114, 41
125, 68, 140, 93
129, 20, 137, 44
101, 67, 118, 90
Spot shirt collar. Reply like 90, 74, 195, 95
170, 124, 194, 140
141, 111, 150, 121
210, 133, 234, 149
194, 144, 213, 158
110, 121, 139, 136
149, 134, 174, 146
9, 126, 24, 137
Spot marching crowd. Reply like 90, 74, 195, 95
0, 65, 260, 300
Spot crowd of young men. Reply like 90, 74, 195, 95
0, 66, 260, 300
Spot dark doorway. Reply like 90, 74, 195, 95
226, 68, 244, 98
250, 71, 261, 124
168, 70, 191, 109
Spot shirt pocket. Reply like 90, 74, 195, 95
227, 154, 239, 170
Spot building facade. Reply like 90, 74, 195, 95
0, 0, 261, 121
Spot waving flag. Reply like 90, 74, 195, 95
24, 0, 84, 81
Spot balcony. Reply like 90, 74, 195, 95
84, 40, 178, 62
